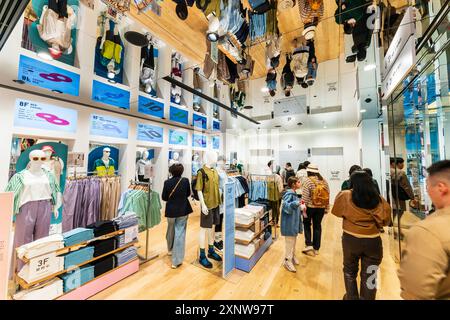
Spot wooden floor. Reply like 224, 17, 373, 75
91, 203, 401, 300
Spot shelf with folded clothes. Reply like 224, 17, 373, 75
18, 230, 126, 264
235, 222, 274, 245
53, 257, 139, 300
235, 209, 272, 229
17, 241, 138, 290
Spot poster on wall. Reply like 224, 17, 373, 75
169, 106, 189, 125
18, 55, 80, 96
193, 113, 207, 130
137, 123, 164, 143
90, 114, 128, 139
138, 95, 164, 118
169, 130, 188, 146
213, 119, 221, 131
139, 44, 158, 96
14, 99, 78, 133
93, 12, 125, 83
92, 80, 130, 110
21, 0, 80, 66
192, 134, 207, 148
212, 136, 220, 150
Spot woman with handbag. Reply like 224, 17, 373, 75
162, 163, 193, 268
332, 171, 392, 300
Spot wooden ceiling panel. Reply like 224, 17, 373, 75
130, 1, 345, 80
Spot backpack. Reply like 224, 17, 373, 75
191, 168, 208, 200
310, 177, 329, 207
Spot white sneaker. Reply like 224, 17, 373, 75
314, 250, 319, 256
302, 246, 314, 254
292, 255, 300, 265
284, 259, 297, 273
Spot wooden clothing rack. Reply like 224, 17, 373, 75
127, 180, 158, 264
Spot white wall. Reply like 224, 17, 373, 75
359, 119, 383, 192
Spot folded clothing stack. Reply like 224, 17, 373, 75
235, 242, 256, 259
89, 238, 117, 257
92, 255, 116, 277
235, 208, 257, 225
114, 246, 137, 266
63, 228, 95, 247
13, 278, 63, 300
235, 229, 255, 242
60, 265, 95, 293
18, 253, 64, 284
115, 234, 126, 248
63, 246, 94, 269
243, 204, 264, 217
114, 211, 139, 229
86, 220, 118, 237
248, 201, 270, 212
17, 234, 64, 261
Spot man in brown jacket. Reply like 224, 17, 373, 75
390, 157, 415, 223
398, 160, 450, 300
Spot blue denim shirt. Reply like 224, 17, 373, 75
281, 190, 303, 236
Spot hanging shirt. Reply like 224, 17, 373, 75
93, 158, 116, 176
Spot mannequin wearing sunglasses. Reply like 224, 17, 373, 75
5, 150, 61, 268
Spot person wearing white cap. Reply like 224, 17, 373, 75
301, 164, 330, 256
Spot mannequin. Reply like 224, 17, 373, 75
41, 145, 64, 187
93, 147, 115, 176
6, 150, 62, 269
215, 155, 228, 251
169, 151, 180, 167
196, 151, 222, 268
140, 33, 156, 95
191, 153, 202, 177
136, 150, 152, 182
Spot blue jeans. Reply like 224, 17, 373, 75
166, 216, 189, 266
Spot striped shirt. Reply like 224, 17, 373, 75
298, 0, 325, 24
5, 169, 60, 215
302, 176, 330, 209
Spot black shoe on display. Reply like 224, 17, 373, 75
208, 250, 223, 262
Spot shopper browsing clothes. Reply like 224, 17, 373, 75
162, 164, 193, 269
301, 164, 330, 256
398, 160, 450, 300
281, 177, 305, 272
332, 171, 391, 300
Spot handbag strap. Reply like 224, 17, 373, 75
169, 177, 184, 199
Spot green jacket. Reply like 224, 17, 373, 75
5, 169, 60, 215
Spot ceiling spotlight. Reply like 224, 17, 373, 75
360, 109, 367, 113
297, 122, 303, 126
274, 125, 281, 128
243, 105, 253, 110
37, 51, 53, 61
365, 97, 372, 103
261, 87, 269, 93
364, 64, 376, 71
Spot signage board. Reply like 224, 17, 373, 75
90, 114, 129, 139
138, 95, 164, 119
192, 134, 207, 148
137, 123, 164, 143
223, 182, 235, 279
92, 80, 130, 110
169, 129, 188, 146
193, 113, 207, 130
169, 106, 189, 125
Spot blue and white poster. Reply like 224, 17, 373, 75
223, 181, 235, 278
138, 95, 164, 119
14, 99, 77, 133
90, 114, 128, 139
212, 136, 220, 150
193, 113, 207, 130
192, 134, 207, 148
137, 123, 164, 143
18, 55, 80, 96
213, 119, 221, 131
92, 80, 130, 110
170, 106, 189, 125
169, 129, 188, 146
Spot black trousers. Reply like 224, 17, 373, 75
48, 0, 68, 18
215, 213, 223, 233
342, 233, 383, 300
303, 207, 325, 250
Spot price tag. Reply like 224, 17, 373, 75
124, 225, 138, 244
28, 252, 61, 282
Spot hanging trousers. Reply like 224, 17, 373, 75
303, 207, 325, 250
285, 236, 297, 260
14, 200, 52, 270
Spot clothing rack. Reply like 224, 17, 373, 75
70, 169, 120, 179
128, 180, 159, 264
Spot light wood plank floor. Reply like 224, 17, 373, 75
91, 203, 401, 300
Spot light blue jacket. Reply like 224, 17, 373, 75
281, 189, 303, 236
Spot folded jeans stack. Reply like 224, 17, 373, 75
63, 246, 94, 269
63, 228, 95, 247
114, 246, 138, 266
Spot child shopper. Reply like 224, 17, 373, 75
281, 177, 305, 272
